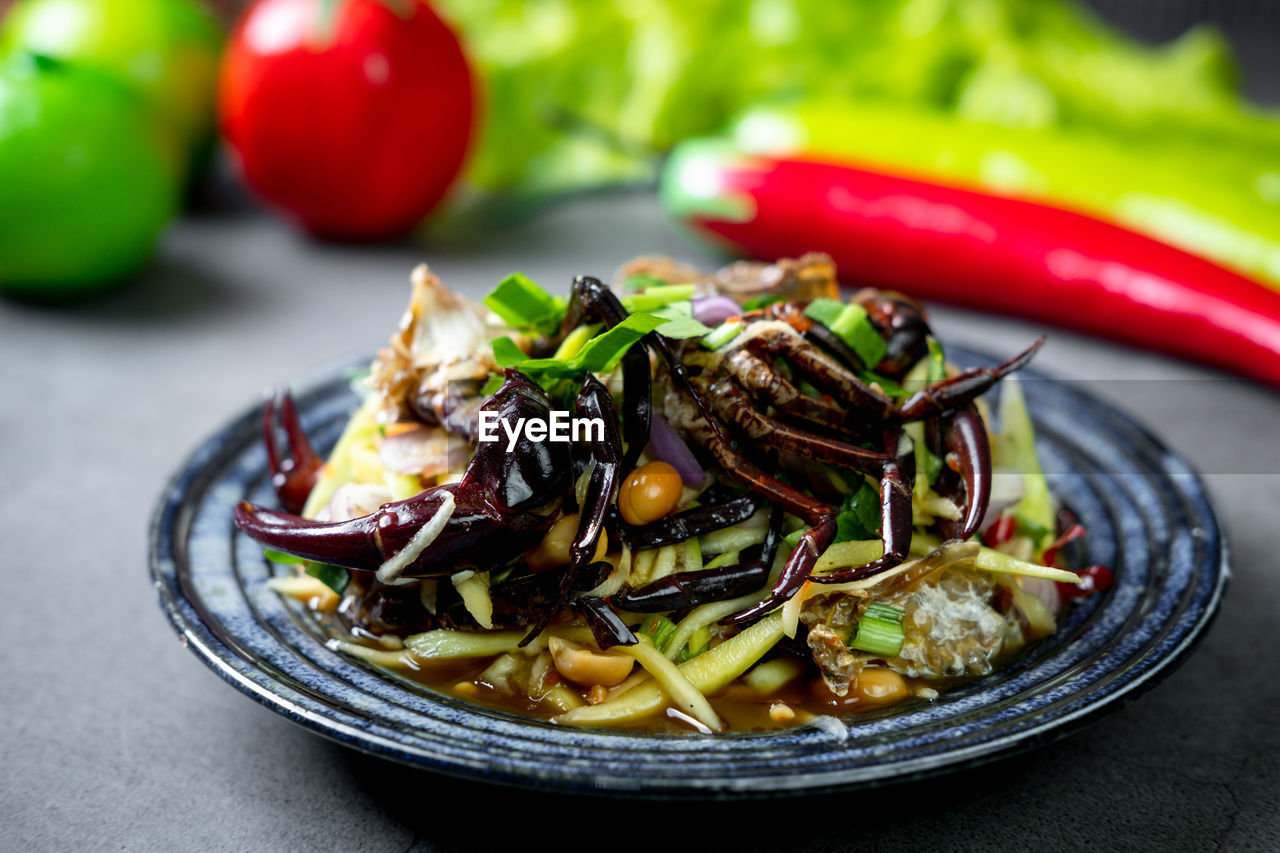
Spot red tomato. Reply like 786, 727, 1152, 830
219, 0, 474, 240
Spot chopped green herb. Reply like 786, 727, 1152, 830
479, 373, 504, 397
677, 625, 711, 662
266, 550, 351, 595
483, 272, 564, 335
741, 293, 783, 311
491, 336, 527, 367
835, 482, 882, 543
638, 614, 678, 653
645, 302, 713, 339
804, 299, 888, 369
1012, 512, 1052, 544
305, 562, 351, 595
495, 314, 667, 383
622, 273, 670, 292
919, 441, 944, 484
926, 336, 947, 383
553, 323, 600, 360
571, 313, 667, 372
832, 466, 865, 492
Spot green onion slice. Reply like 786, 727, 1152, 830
850, 603, 905, 657
804, 299, 887, 369
622, 284, 696, 312
702, 320, 745, 350
863, 602, 905, 623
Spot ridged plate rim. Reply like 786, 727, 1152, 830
148, 347, 1228, 797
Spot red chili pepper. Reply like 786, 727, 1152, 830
662, 142, 1280, 387
1042, 523, 1087, 569
1059, 565, 1115, 601
984, 514, 1017, 548
994, 585, 1014, 614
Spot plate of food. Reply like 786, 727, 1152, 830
149, 253, 1226, 795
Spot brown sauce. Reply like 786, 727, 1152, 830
376, 648, 939, 734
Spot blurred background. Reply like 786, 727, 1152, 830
2, 0, 1279, 382
2, 1, 1278, 850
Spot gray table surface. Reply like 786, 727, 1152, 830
3, 188, 1279, 851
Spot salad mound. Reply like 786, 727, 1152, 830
237, 254, 1110, 733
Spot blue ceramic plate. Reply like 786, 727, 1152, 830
149, 347, 1227, 796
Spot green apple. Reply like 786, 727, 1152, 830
1, 0, 224, 168
0, 55, 182, 296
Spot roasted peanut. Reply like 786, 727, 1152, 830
526, 514, 607, 571
618, 461, 683, 525
548, 636, 634, 687
854, 667, 911, 705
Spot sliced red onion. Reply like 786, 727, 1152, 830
648, 413, 706, 487
691, 295, 743, 327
